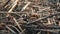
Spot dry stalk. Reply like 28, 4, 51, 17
37, 31, 41, 34
5, 3, 11, 8
5, 25, 16, 34
6, 0, 19, 17
0, 12, 25, 13
47, 18, 51, 24
20, 29, 26, 34
13, 17, 23, 31
13, 17, 26, 34
10, 25, 21, 33
21, 2, 31, 11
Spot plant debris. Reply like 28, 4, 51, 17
0, 0, 60, 34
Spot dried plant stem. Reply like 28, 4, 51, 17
20, 29, 26, 34
10, 25, 21, 33
47, 18, 51, 24
13, 17, 23, 31
37, 31, 41, 34
21, 2, 31, 11
0, 12, 25, 13
6, 0, 19, 17
5, 26, 16, 34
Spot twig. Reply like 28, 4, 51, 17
6, 0, 19, 17
27, 12, 60, 24
10, 25, 21, 34
37, 31, 41, 34
47, 18, 51, 24
13, 17, 23, 31
21, 2, 31, 11
20, 29, 26, 34
0, 12, 25, 13
5, 25, 16, 34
